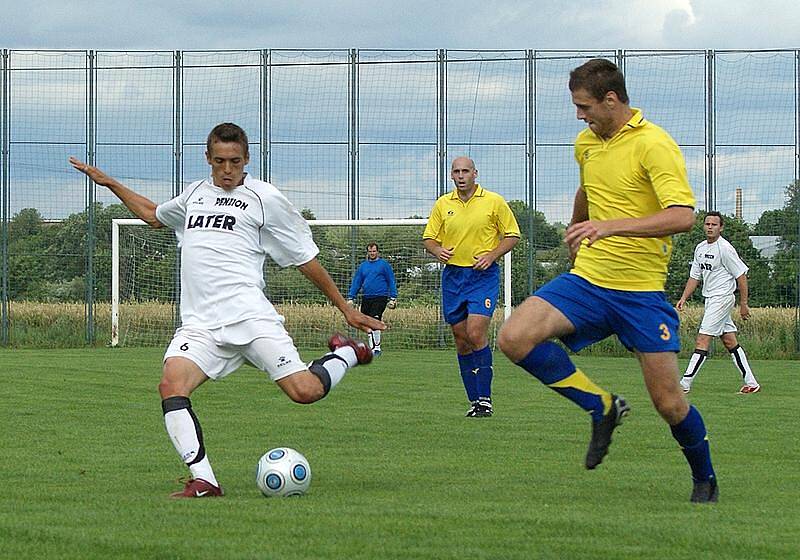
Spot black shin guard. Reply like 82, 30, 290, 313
308, 354, 347, 398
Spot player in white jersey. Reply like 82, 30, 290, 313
676, 212, 760, 394
69, 123, 385, 498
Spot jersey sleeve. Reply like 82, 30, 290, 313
642, 137, 696, 210
384, 261, 398, 298
260, 190, 319, 267
347, 265, 364, 299
496, 197, 521, 238
155, 180, 204, 230
721, 242, 749, 279
422, 200, 444, 242
155, 192, 188, 231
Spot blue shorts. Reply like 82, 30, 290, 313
441, 263, 499, 325
534, 273, 681, 353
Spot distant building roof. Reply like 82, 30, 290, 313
749, 236, 781, 259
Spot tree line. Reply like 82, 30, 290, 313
4, 180, 798, 308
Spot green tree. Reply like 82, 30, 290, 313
754, 180, 799, 306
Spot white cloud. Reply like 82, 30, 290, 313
2, 1, 798, 50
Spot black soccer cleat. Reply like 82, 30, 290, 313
465, 398, 493, 417
585, 394, 630, 470
473, 398, 493, 417
690, 477, 719, 504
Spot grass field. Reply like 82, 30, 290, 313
1, 348, 798, 559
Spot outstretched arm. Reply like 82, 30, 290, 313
298, 257, 386, 333
69, 157, 162, 227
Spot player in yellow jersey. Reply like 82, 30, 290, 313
497, 59, 719, 503
423, 157, 520, 417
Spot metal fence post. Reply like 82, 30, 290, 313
526, 49, 536, 297
436, 49, 448, 347
349, 48, 359, 220
85, 50, 96, 345
173, 50, 183, 331
437, 49, 447, 199
1, 49, 8, 346
261, 49, 270, 182
795, 49, 800, 351
706, 49, 716, 212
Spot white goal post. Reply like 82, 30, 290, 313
111, 218, 512, 348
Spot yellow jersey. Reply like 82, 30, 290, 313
423, 185, 520, 267
572, 108, 695, 291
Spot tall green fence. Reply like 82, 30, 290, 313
0, 49, 798, 353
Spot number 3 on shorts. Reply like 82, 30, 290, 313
658, 323, 671, 341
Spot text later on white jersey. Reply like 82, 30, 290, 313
155, 174, 319, 329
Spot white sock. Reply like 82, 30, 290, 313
682, 349, 708, 388
322, 346, 356, 389
369, 330, 382, 350
164, 408, 219, 487
189, 457, 218, 487
730, 345, 758, 386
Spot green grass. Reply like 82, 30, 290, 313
0, 348, 798, 559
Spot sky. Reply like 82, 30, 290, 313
3, 0, 799, 225
3, 0, 800, 51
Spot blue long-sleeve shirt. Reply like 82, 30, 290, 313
347, 258, 397, 299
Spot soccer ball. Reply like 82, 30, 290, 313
255, 447, 312, 497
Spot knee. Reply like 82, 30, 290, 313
497, 323, 531, 362
286, 382, 325, 405
467, 332, 487, 351
158, 374, 182, 399
653, 392, 689, 424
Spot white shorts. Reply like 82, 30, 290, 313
163, 318, 307, 381
699, 294, 738, 336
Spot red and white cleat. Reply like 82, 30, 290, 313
328, 332, 373, 365
169, 478, 224, 499
738, 384, 761, 394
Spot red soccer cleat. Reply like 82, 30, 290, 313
738, 384, 761, 394
328, 332, 373, 365
169, 478, 224, 499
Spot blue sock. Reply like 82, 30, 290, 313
516, 341, 611, 422
670, 406, 716, 482
457, 352, 479, 402
473, 345, 493, 399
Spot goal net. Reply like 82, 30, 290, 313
112, 218, 512, 349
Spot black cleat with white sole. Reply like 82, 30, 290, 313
585, 394, 630, 470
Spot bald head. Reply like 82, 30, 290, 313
450, 156, 478, 198
451, 156, 476, 171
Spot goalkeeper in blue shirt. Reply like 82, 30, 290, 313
347, 243, 398, 355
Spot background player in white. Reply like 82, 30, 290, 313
69, 122, 385, 498
676, 211, 760, 394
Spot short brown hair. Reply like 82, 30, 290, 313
207, 123, 249, 157
704, 211, 724, 226
569, 59, 629, 104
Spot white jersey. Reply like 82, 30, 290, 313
155, 174, 319, 330
689, 236, 748, 298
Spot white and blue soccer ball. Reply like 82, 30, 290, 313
255, 447, 311, 497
